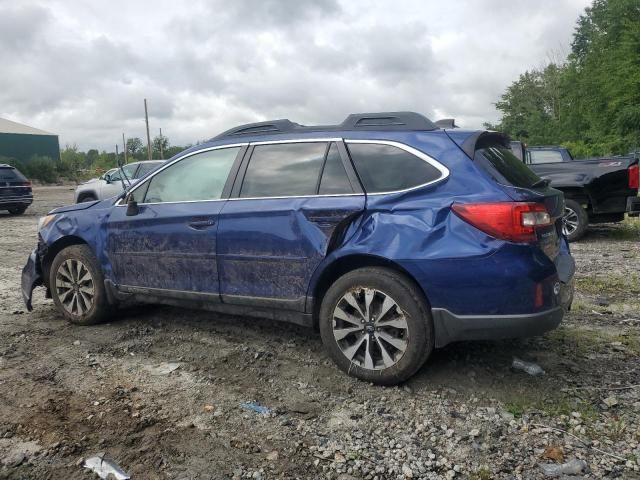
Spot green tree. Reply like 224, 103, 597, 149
59, 145, 85, 180
494, 0, 640, 156
152, 135, 169, 159
126, 137, 144, 159
86, 149, 99, 168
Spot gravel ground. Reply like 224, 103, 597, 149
0, 186, 639, 480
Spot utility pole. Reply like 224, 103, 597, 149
122, 133, 127, 164
115, 144, 119, 164
144, 98, 152, 160
159, 128, 164, 160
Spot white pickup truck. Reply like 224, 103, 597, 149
74, 160, 164, 203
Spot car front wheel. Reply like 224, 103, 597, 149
49, 245, 112, 325
319, 267, 433, 385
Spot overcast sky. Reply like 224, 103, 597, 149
1, 0, 591, 151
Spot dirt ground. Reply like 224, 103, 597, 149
1, 186, 639, 479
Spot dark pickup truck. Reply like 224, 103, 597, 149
509, 144, 640, 241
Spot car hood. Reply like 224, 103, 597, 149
78, 178, 103, 186
50, 197, 114, 214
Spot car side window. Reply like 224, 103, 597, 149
240, 143, 326, 198
143, 147, 240, 203
529, 150, 563, 164
347, 143, 443, 193
319, 143, 353, 194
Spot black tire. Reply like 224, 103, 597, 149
319, 267, 433, 385
79, 194, 97, 203
563, 199, 588, 242
8, 206, 27, 215
49, 245, 112, 325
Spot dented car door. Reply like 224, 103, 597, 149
216, 141, 365, 311
104, 146, 243, 296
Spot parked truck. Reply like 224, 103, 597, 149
509, 144, 639, 241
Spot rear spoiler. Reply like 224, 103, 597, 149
456, 131, 512, 159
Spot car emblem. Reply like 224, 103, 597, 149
553, 282, 561, 295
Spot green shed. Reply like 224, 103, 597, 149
0, 118, 60, 164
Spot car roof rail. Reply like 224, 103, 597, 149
340, 111, 438, 130
434, 118, 458, 129
213, 119, 303, 139
211, 111, 439, 140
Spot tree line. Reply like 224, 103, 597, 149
490, 0, 639, 158
1, 134, 191, 183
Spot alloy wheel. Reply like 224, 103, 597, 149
55, 259, 95, 316
332, 287, 409, 370
562, 206, 579, 236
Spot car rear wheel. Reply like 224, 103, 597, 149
562, 199, 588, 242
8, 206, 27, 215
49, 245, 111, 325
319, 267, 433, 385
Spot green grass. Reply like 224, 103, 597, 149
576, 273, 640, 297
469, 467, 493, 480
609, 216, 640, 239
549, 326, 640, 356
504, 390, 598, 422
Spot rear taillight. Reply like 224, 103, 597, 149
23, 180, 32, 187
629, 164, 639, 190
452, 202, 552, 243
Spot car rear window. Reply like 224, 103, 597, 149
0, 167, 26, 182
474, 146, 542, 189
347, 143, 443, 193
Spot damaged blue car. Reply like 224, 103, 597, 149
22, 112, 575, 385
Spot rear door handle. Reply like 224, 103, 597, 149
188, 217, 217, 230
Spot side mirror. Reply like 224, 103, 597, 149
126, 194, 139, 216
104, 174, 112, 184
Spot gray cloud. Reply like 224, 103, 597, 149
1, 0, 590, 150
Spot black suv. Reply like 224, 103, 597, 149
0, 164, 33, 215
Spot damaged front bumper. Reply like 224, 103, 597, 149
21, 249, 43, 311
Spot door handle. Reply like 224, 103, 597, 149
188, 218, 216, 230
307, 215, 344, 227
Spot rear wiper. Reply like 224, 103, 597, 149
532, 178, 551, 188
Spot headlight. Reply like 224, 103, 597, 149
38, 214, 57, 231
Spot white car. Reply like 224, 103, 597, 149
74, 160, 164, 203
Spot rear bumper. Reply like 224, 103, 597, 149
627, 196, 640, 217
1, 195, 33, 208
432, 305, 564, 348
21, 249, 43, 311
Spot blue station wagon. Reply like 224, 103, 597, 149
22, 112, 575, 384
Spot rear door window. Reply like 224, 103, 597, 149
319, 143, 354, 195
474, 146, 542, 188
528, 150, 564, 164
346, 143, 444, 193
240, 143, 326, 198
